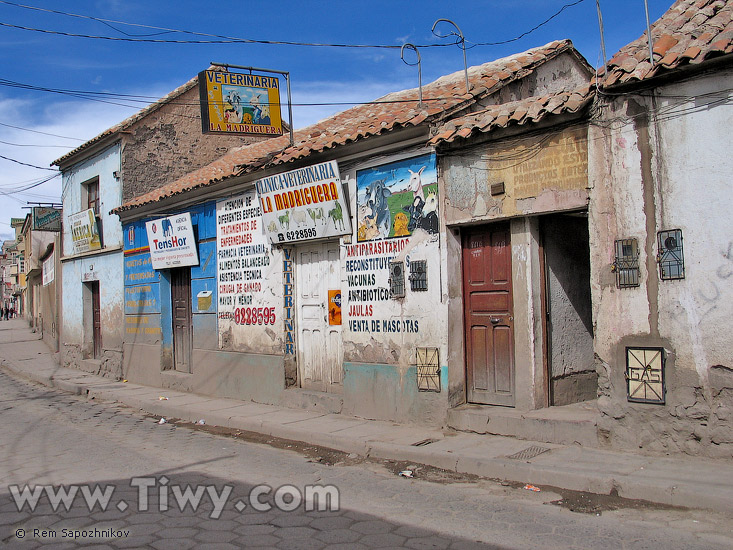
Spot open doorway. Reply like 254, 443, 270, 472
540, 212, 596, 406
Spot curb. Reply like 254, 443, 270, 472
2, 359, 732, 513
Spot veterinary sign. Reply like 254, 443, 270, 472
198, 70, 283, 136
145, 213, 199, 270
215, 190, 274, 322
69, 208, 102, 254
33, 207, 61, 231
255, 160, 352, 245
356, 153, 438, 242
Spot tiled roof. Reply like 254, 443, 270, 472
52, 75, 200, 167
428, 85, 594, 146
603, 0, 733, 86
115, 40, 581, 214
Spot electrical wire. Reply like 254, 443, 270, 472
0, 154, 59, 171
466, 0, 588, 48
0, 139, 72, 148
0, 0, 588, 50
0, 122, 85, 141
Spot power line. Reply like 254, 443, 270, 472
0, 121, 85, 141
467, 0, 588, 48
0, 0, 588, 50
0, 154, 59, 171
0, 139, 72, 148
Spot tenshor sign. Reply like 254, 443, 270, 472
198, 70, 283, 136
145, 213, 199, 270
256, 160, 351, 245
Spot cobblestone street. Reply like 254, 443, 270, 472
1, 369, 731, 549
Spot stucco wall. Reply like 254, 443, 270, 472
120, 85, 263, 202
588, 69, 733, 457
60, 143, 124, 377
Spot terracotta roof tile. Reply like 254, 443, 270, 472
603, 0, 733, 86
428, 85, 594, 146
115, 40, 588, 214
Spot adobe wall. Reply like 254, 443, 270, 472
120, 84, 265, 201
588, 70, 733, 458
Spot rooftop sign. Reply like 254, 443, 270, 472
198, 70, 283, 137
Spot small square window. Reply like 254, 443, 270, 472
388, 261, 405, 298
614, 238, 640, 288
658, 229, 684, 280
409, 260, 428, 292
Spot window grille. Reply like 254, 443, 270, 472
388, 261, 405, 298
614, 238, 640, 288
657, 229, 685, 280
408, 260, 428, 291
416, 347, 440, 392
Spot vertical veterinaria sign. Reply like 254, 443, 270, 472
255, 160, 352, 245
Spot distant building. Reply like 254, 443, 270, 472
52, 70, 272, 378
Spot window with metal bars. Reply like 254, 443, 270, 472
408, 260, 428, 291
614, 238, 640, 288
657, 229, 685, 280
388, 261, 405, 298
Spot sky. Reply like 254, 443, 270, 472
0, 0, 676, 242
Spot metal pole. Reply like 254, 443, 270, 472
431, 19, 469, 94
400, 43, 423, 108
643, 0, 655, 66
595, 0, 608, 69
284, 73, 294, 147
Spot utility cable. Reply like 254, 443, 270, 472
0, 0, 588, 50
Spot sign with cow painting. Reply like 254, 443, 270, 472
198, 70, 283, 136
255, 160, 352, 245
145, 213, 199, 270
356, 153, 438, 242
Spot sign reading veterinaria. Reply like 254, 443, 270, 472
198, 70, 283, 136
255, 160, 351, 245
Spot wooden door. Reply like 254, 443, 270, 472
171, 268, 192, 373
463, 225, 515, 406
296, 242, 342, 392
91, 281, 102, 359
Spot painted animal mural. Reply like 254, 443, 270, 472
278, 210, 290, 230
356, 153, 437, 242
407, 166, 426, 202
307, 207, 326, 225
393, 212, 410, 237
291, 209, 308, 227
364, 178, 392, 238
328, 201, 344, 231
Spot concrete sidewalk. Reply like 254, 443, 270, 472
1, 318, 732, 513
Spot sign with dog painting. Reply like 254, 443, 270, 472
145, 213, 199, 269
255, 160, 352, 245
356, 153, 438, 242
198, 70, 283, 136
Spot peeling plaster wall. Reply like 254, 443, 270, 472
588, 69, 733, 458
60, 143, 124, 377
441, 125, 592, 412
489, 54, 591, 107
120, 86, 263, 202
339, 150, 450, 423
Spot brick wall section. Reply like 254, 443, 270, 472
120, 85, 265, 202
